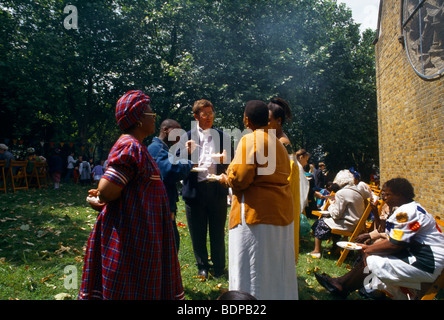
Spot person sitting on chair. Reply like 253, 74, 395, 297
315, 177, 444, 300
309, 169, 371, 259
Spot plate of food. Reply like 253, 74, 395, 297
336, 241, 362, 250
191, 167, 208, 172
206, 174, 222, 181
86, 196, 101, 205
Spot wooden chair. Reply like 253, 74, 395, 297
9, 160, 29, 192
312, 195, 381, 266
420, 216, 444, 300
332, 200, 377, 267
363, 200, 385, 233
421, 269, 444, 300
312, 192, 335, 218
0, 160, 7, 193
28, 161, 49, 188
369, 184, 381, 196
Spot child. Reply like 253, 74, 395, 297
91, 160, 104, 184
79, 158, 91, 186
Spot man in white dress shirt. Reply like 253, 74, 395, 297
180, 99, 233, 279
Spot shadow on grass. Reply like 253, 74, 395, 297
0, 185, 94, 266
184, 287, 222, 300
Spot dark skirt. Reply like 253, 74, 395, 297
311, 218, 332, 240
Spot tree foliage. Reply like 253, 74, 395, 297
0, 0, 378, 178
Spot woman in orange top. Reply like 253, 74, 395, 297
220, 100, 298, 300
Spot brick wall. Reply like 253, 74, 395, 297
374, 0, 444, 218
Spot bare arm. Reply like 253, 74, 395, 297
88, 178, 123, 211
360, 238, 403, 256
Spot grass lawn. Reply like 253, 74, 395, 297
1, 183, 439, 301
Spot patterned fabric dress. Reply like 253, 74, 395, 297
79, 135, 184, 300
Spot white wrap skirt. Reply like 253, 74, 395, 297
228, 196, 299, 300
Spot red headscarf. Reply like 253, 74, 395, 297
115, 90, 151, 131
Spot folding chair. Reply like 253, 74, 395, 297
38, 162, 49, 188
28, 161, 49, 188
369, 185, 381, 196
363, 200, 385, 233
332, 200, 376, 267
0, 160, 7, 193
421, 269, 444, 300
9, 160, 29, 192
312, 192, 335, 218
420, 216, 444, 300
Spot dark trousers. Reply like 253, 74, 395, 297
185, 182, 227, 272
64, 168, 74, 182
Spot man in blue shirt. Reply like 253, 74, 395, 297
148, 119, 193, 252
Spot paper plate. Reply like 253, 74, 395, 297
191, 167, 208, 172
206, 174, 222, 181
86, 196, 101, 205
337, 241, 362, 250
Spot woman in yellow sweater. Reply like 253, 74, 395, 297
219, 100, 298, 300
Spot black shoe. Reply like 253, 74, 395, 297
198, 269, 208, 279
213, 269, 225, 279
314, 272, 349, 299
358, 287, 388, 300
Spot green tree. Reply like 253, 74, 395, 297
0, 0, 378, 177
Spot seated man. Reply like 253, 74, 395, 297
315, 178, 444, 299
309, 169, 371, 258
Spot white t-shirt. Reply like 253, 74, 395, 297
67, 155, 76, 169
386, 201, 444, 273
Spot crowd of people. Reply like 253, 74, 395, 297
59, 154, 105, 186
5, 89, 441, 301
75, 90, 444, 301
0, 143, 106, 190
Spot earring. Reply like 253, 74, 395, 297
137, 121, 143, 127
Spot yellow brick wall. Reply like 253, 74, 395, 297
375, 0, 444, 218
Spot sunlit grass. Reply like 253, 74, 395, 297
2, 183, 425, 300
0, 185, 93, 300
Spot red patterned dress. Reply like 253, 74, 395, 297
79, 134, 184, 299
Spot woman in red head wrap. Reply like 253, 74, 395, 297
79, 90, 184, 300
